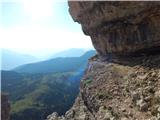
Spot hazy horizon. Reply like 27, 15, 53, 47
1, 0, 93, 57
1, 47, 94, 58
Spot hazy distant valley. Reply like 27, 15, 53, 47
1, 49, 95, 120
1, 48, 89, 70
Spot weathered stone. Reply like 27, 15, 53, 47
137, 74, 148, 80
68, 1, 160, 56
158, 106, 160, 112
136, 99, 148, 112
144, 95, 152, 102
155, 90, 160, 99
1, 93, 10, 120
47, 112, 58, 120
65, 110, 75, 118
132, 91, 140, 102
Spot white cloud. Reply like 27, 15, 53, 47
1, 25, 93, 50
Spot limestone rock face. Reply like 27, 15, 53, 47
1, 94, 10, 120
68, 1, 160, 56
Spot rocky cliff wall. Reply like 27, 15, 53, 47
69, 1, 160, 56
47, 1, 160, 120
1, 93, 10, 120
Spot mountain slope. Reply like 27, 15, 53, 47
50, 48, 87, 58
1, 70, 83, 120
1, 49, 38, 70
13, 50, 96, 73
2, 50, 96, 120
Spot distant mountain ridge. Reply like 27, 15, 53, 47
13, 50, 96, 74
50, 48, 87, 58
1, 49, 38, 70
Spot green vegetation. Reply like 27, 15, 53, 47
2, 71, 83, 120
11, 97, 34, 113
1, 50, 96, 120
83, 79, 92, 86
96, 92, 113, 100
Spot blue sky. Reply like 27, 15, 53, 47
1, 0, 93, 57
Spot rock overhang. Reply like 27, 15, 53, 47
68, 1, 160, 56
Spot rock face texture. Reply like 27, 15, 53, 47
48, 56, 160, 120
69, 1, 160, 56
1, 93, 10, 120
47, 1, 160, 120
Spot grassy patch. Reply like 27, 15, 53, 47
96, 92, 113, 100
11, 98, 34, 113
83, 79, 92, 86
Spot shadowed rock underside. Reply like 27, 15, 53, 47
69, 1, 160, 56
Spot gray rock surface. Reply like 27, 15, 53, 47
69, 1, 160, 56
1, 93, 10, 120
